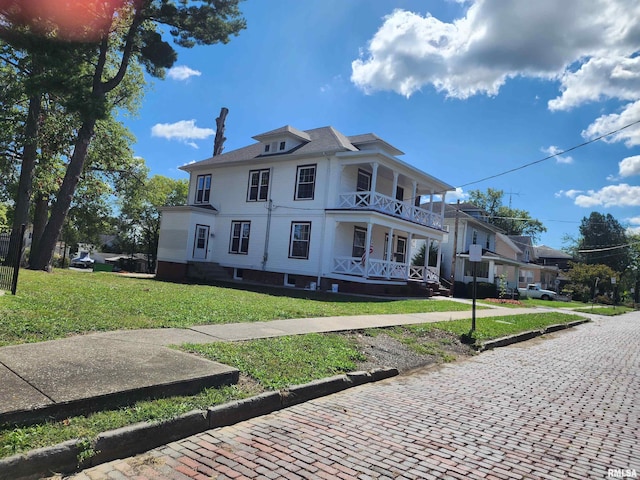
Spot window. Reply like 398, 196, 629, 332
229, 221, 250, 254
383, 234, 407, 262
279, 141, 286, 151
264, 144, 270, 153
295, 165, 316, 200
247, 169, 270, 201
472, 229, 478, 245
465, 260, 489, 278
357, 169, 371, 192
352, 227, 366, 258
195, 174, 211, 204
289, 222, 311, 259
395, 237, 407, 263
395, 186, 404, 214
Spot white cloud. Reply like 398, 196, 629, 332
549, 56, 640, 111
542, 145, 573, 164
445, 187, 468, 201
555, 189, 583, 199
167, 65, 202, 81
151, 120, 214, 147
618, 155, 640, 177
582, 100, 640, 147
352, 1, 640, 99
573, 184, 640, 208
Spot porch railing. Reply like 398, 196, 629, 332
338, 191, 443, 230
333, 256, 407, 280
408, 266, 440, 283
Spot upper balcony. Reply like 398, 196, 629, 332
337, 191, 444, 230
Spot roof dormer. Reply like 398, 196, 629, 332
252, 125, 311, 155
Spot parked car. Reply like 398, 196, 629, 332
70, 252, 94, 269
518, 284, 557, 301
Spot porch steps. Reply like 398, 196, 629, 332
187, 261, 232, 283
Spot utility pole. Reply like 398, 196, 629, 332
449, 199, 460, 296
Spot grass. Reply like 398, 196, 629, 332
0, 269, 475, 346
180, 334, 366, 390
403, 312, 585, 343
0, 385, 254, 458
571, 305, 634, 316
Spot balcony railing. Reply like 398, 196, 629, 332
338, 191, 443, 230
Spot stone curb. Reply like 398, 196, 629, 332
0, 368, 398, 480
477, 319, 590, 351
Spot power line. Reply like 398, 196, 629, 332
455, 118, 640, 189
578, 240, 640, 253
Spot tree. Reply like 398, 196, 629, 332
411, 242, 438, 267
468, 188, 547, 242
576, 212, 629, 273
118, 174, 188, 272
2, 0, 246, 270
565, 262, 617, 303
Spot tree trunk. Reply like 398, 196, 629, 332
29, 193, 49, 262
29, 118, 97, 270
7, 93, 41, 262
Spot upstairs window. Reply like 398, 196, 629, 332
295, 164, 316, 200
357, 169, 371, 192
195, 174, 211, 204
247, 169, 270, 202
279, 141, 286, 151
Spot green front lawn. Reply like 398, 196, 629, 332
0, 269, 474, 346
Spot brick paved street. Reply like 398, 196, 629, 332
68, 313, 639, 480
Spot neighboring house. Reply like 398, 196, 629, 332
533, 245, 573, 271
156, 125, 454, 294
508, 236, 560, 290
440, 203, 514, 288
439, 203, 561, 294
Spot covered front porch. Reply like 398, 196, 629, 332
329, 218, 443, 284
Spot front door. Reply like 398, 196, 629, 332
193, 224, 209, 260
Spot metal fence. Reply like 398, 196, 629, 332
0, 224, 26, 295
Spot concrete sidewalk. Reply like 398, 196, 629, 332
0, 305, 552, 426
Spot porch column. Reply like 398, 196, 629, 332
364, 221, 373, 279
429, 191, 434, 214
412, 181, 418, 206
406, 232, 413, 281
424, 237, 431, 283
370, 162, 379, 195
435, 239, 442, 281
440, 192, 446, 217
488, 260, 495, 283
385, 228, 394, 279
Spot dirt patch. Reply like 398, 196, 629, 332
348, 328, 474, 374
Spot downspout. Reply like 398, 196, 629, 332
449, 200, 460, 296
316, 154, 331, 289
262, 198, 273, 270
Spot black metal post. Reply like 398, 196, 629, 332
11, 224, 26, 295
472, 262, 477, 332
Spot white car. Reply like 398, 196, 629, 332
70, 252, 94, 268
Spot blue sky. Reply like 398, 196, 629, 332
123, 0, 640, 250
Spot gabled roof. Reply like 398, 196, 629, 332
434, 202, 503, 233
534, 245, 573, 259
509, 236, 534, 251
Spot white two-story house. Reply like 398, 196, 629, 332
156, 125, 454, 295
